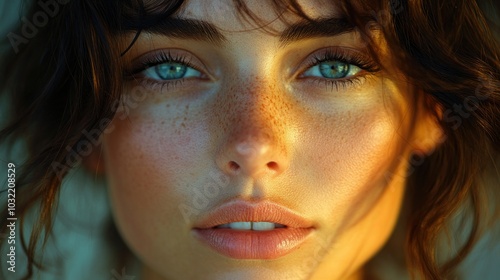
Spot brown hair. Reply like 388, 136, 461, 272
1, 0, 499, 279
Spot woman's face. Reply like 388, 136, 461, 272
100, 1, 440, 279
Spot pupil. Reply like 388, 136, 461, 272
319, 61, 349, 78
155, 63, 187, 80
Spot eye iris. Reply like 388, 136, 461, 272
155, 63, 187, 80
319, 61, 349, 79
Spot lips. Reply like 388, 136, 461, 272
192, 199, 315, 259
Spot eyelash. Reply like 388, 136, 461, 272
125, 49, 380, 91
126, 51, 203, 90
299, 48, 380, 90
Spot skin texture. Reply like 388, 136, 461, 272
95, 1, 443, 279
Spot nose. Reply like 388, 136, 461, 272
216, 128, 286, 177
214, 82, 291, 179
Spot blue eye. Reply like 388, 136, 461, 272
303, 61, 362, 79
142, 62, 202, 81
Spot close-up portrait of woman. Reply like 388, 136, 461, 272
1, 0, 499, 279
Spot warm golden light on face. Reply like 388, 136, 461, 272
102, 1, 441, 280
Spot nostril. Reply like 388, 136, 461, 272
229, 161, 240, 171
267, 161, 278, 171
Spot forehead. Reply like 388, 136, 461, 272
173, 0, 341, 31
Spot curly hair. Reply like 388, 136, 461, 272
1, 0, 499, 279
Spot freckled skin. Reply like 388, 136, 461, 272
100, 1, 442, 280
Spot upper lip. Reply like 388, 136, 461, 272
192, 199, 314, 229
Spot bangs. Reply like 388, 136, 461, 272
116, 0, 390, 56
118, 0, 387, 29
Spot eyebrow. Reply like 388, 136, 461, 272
140, 18, 226, 45
139, 17, 356, 47
279, 18, 356, 47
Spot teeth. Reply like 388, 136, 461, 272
252, 222, 275, 231
215, 222, 286, 230
228, 222, 252, 230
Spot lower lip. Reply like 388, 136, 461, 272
193, 227, 313, 259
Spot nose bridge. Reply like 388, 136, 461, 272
213, 75, 290, 178
230, 78, 283, 140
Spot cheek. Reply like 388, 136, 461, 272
331, 111, 397, 184
306, 108, 399, 185
101, 109, 207, 253
297, 97, 406, 230
292, 95, 409, 278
